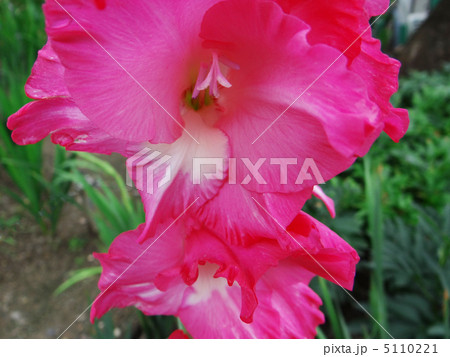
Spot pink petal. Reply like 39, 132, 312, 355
191, 182, 312, 246
277, 0, 409, 142
200, 0, 381, 195
179, 261, 324, 338
7, 98, 131, 155
128, 110, 230, 241
364, 0, 390, 16
44, 0, 220, 143
258, 260, 325, 338
25, 40, 69, 99
90, 222, 186, 322
9, 39, 134, 155
178, 264, 252, 338
181, 229, 289, 323
276, 0, 367, 63
287, 212, 360, 290
312, 186, 336, 218
350, 36, 409, 142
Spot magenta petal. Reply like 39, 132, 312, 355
128, 110, 230, 241
200, 0, 380, 195
90, 223, 186, 322
257, 260, 325, 338
312, 186, 336, 218
43, 0, 221, 143
179, 262, 324, 338
7, 98, 131, 155
182, 229, 288, 323
287, 213, 360, 290
350, 36, 410, 142
192, 183, 312, 246
25, 40, 69, 99
276, 0, 366, 63
364, 0, 390, 16
277, 0, 409, 143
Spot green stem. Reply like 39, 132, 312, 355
319, 278, 346, 338
364, 155, 388, 338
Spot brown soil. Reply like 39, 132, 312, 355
0, 152, 135, 339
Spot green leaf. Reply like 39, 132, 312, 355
54, 266, 102, 296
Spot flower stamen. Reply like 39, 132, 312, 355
192, 53, 232, 99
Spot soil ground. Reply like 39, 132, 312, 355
0, 152, 135, 338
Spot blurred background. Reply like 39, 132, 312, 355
0, 0, 449, 338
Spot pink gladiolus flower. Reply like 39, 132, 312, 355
7, 0, 408, 246
7, 0, 408, 338
90, 212, 359, 339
